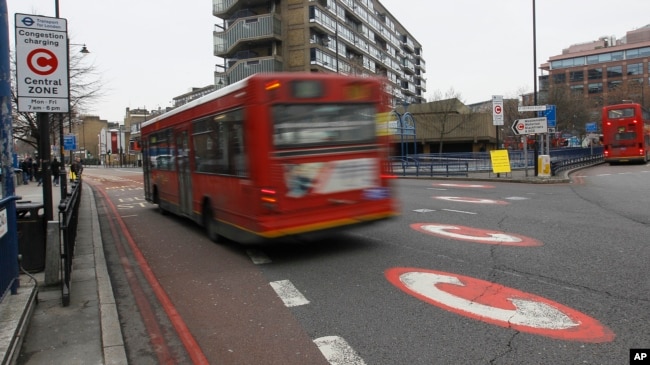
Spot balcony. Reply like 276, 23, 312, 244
213, 14, 281, 57
214, 56, 283, 86
213, 0, 270, 18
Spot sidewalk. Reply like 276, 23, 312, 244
0, 176, 127, 365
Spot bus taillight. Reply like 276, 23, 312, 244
265, 80, 281, 91
261, 188, 278, 208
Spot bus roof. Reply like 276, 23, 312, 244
141, 72, 379, 130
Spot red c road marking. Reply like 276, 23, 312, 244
434, 196, 508, 204
411, 223, 542, 247
385, 268, 615, 343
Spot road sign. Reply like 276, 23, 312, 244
512, 117, 548, 135
63, 135, 77, 151
492, 95, 504, 126
518, 105, 547, 112
15, 13, 69, 113
586, 122, 598, 132
538, 105, 557, 128
385, 268, 615, 342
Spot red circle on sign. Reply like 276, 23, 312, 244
517, 123, 525, 131
27, 48, 58, 76
494, 105, 502, 114
385, 267, 615, 343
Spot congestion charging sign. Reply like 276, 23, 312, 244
15, 14, 69, 113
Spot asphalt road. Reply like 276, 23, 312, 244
84, 164, 650, 365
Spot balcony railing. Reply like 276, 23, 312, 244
215, 56, 283, 86
213, 14, 281, 56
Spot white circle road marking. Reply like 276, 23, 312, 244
433, 196, 508, 204
385, 268, 615, 343
411, 223, 542, 247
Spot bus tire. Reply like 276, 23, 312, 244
203, 203, 219, 242
153, 188, 167, 215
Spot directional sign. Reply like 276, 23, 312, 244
15, 13, 69, 113
511, 117, 548, 135
518, 105, 547, 112
538, 105, 557, 128
385, 268, 616, 342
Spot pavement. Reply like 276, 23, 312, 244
0, 171, 127, 365
0, 166, 570, 365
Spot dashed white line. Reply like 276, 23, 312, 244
269, 280, 310, 307
441, 208, 477, 215
314, 336, 366, 365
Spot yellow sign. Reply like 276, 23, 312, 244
490, 150, 511, 174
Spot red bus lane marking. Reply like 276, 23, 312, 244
411, 223, 542, 247
385, 268, 615, 343
95, 186, 210, 364
433, 196, 509, 205
432, 183, 495, 189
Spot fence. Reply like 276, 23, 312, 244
389, 147, 604, 177
0, 196, 21, 302
58, 178, 82, 306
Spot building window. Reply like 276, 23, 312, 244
553, 73, 566, 84
569, 70, 584, 82
627, 63, 643, 76
588, 83, 603, 94
607, 80, 622, 91
606, 66, 623, 78
570, 85, 584, 94
588, 68, 602, 80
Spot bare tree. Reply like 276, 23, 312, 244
422, 88, 475, 153
10, 47, 103, 154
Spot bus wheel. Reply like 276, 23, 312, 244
203, 204, 219, 242
153, 188, 167, 215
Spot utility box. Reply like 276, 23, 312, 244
538, 155, 551, 177
16, 202, 46, 273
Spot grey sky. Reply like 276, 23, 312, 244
7, 0, 649, 122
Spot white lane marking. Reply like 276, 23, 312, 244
441, 209, 476, 215
314, 336, 366, 365
269, 280, 310, 307
505, 196, 529, 200
246, 249, 271, 264
413, 208, 436, 213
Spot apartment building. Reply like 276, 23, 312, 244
212, 0, 426, 106
539, 25, 650, 114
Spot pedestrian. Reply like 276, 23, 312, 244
51, 157, 61, 186
19, 159, 29, 184
35, 159, 43, 186
70, 157, 83, 181
31, 158, 37, 181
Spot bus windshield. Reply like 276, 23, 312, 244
272, 104, 376, 148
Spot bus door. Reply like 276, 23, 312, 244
176, 130, 193, 216
142, 138, 151, 201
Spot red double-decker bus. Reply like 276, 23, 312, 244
141, 72, 398, 244
602, 102, 650, 164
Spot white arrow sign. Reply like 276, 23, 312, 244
512, 117, 548, 135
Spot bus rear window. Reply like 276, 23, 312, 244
272, 104, 376, 148
608, 108, 635, 119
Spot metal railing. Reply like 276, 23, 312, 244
388, 147, 604, 177
0, 195, 21, 302
58, 177, 82, 306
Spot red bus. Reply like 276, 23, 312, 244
602, 102, 650, 164
141, 72, 398, 244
